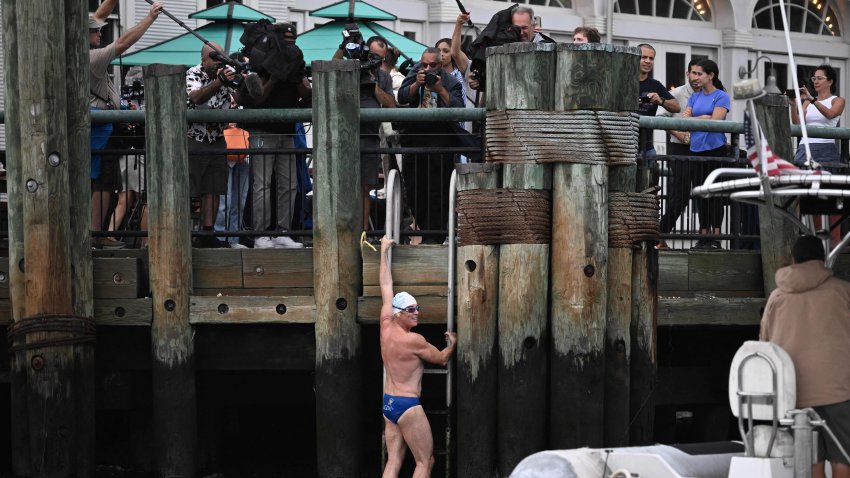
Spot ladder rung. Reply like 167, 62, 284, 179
423, 369, 448, 375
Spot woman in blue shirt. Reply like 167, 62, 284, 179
683, 59, 731, 249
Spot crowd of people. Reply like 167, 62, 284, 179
87, 5, 845, 253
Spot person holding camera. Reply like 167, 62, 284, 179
790, 64, 845, 167
397, 49, 464, 242
89, 0, 162, 248
186, 42, 238, 248
236, 23, 311, 249
637, 43, 680, 157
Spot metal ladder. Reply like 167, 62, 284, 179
381, 169, 456, 477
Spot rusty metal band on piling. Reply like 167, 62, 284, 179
7, 314, 96, 352
608, 188, 661, 248
486, 110, 639, 165
456, 188, 551, 245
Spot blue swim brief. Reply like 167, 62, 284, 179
382, 394, 421, 424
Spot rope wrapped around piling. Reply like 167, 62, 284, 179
457, 188, 551, 245
608, 187, 661, 248
7, 314, 97, 353
485, 110, 639, 166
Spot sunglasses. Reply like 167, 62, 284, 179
396, 305, 420, 313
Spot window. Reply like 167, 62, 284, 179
207, 0, 241, 6
666, 52, 685, 89
752, 0, 840, 36
615, 0, 711, 21
404, 31, 416, 41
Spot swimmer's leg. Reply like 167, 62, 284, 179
397, 405, 434, 478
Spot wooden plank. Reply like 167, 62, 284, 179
362, 285, 447, 297
94, 298, 152, 326
94, 257, 140, 299
362, 245, 449, 286
658, 297, 764, 326
190, 296, 315, 324
688, 251, 762, 292
657, 251, 688, 292
193, 287, 314, 297
193, 249, 242, 289
357, 296, 447, 325
242, 249, 314, 288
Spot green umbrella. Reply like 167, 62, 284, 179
113, 1, 275, 66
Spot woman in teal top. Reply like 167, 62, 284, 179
683, 59, 731, 249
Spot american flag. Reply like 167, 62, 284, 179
743, 111, 801, 176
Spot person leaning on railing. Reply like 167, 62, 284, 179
681, 59, 731, 250
790, 64, 845, 167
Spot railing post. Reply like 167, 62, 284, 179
311, 60, 364, 477
144, 63, 197, 478
754, 94, 796, 294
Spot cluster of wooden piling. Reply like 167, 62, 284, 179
454, 43, 660, 476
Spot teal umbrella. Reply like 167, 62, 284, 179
297, 0, 427, 68
113, 1, 275, 66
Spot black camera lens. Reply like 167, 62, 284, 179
425, 72, 438, 87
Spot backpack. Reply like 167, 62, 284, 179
467, 4, 521, 92
240, 19, 306, 83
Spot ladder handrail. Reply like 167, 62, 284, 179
445, 169, 457, 478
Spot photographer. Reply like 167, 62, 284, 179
398, 48, 464, 109
397, 48, 464, 242
89, 0, 162, 248
637, 43, 679, 157
186, 42, 238, 248
235, 22, 311, 249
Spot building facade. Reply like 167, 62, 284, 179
1, 0, 848, 151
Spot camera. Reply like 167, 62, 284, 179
340, 23, 383, 84
425, 71, 439, 87
639, 95, 652, 104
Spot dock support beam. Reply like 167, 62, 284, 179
311, 60, 364, 477
488, 43, 553, 474
754, 94, 796, 294
456, 163, 500, 478
145, 64, 197, 478
5, 1, 95, 475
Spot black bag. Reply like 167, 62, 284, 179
240, 19, 306, 83
467, 4, 521, 92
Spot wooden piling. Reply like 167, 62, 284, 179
754, 94, 795, 294
311, 60, 364, 477
66, 0, 97, 473
2, 0, 29, 473
144, 64, 197, 478
488, 43, 554, 474
548, 43, 639, 449
605, 164, 636, 447
630, 153, 659, 445
456, 163, 500, 478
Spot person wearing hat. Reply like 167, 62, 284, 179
379, 236, 456, 477
235, 22, 311, 249
89, 0, 163, 248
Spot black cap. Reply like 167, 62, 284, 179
277, 22, 297, 38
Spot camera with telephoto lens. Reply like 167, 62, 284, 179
425, 71, 439, 87
210, 50, 252, 88
341, 23, 383, 83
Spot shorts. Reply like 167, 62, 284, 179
188, 138, 228, 196
361, 154, 380, 186
814, 399, 850, 464
92, 155, 122, 192
795, 142, 841, 166
382, 394, 421, 424
119, 155, 146, 192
